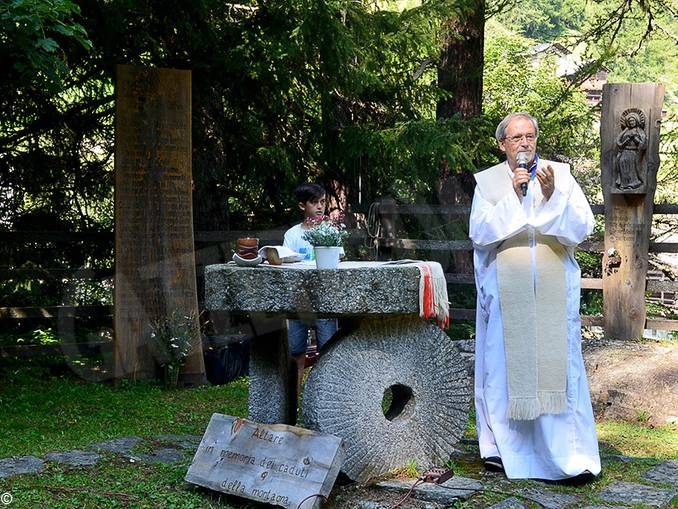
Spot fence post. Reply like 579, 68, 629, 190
601, 82, 665, 340
377, 197, 398, 260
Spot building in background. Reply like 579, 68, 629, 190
528, 43, 609, 108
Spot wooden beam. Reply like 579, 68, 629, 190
0, 268, 114, 279
581, 315, 604, 327
646, 279, 678, 292
645, 318, 678, 331
0, 341, 113, 359
649, 242, 678, 253
0, 305, 113, 319
652, 203, 678, 214
0, 231, 113, 242
378, 239, 473, 250
581, 278, 603, 289
373, 202, 678, 216
579, 240, 604, 252
3, 303, 675, 333
450, 308, 476, 320
194, 230, 286, 243
445, 273, 475, 284
448, 309, 609, 329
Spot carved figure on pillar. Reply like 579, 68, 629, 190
615, 108, 647, 191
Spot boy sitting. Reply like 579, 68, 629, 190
283, 183, 339, 392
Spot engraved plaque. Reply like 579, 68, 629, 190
114, 65, 204, 383
186, 414, 345, 509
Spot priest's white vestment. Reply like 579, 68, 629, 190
469, 159, 601, 480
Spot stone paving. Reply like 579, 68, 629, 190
0, 434, 675, 508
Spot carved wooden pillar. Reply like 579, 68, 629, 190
114, 65, 206, 384
601, 83, 665, 340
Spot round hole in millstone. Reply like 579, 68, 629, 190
382, 383, 415, 422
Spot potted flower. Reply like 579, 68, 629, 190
302, 214, 349, 268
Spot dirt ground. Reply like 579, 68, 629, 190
583, 338, 678, 426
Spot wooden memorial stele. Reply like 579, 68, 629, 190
114, 64, 205, 384
601, 82, 665, 340
186, 414, 345, 509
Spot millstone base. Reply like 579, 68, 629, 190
302, 316, 471, 483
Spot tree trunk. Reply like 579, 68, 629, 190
436, 1, 486, 277
436, 0, 485, 121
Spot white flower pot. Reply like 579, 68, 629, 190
314, 246, 341, 269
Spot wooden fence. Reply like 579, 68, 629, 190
1, 202, 678, 331
371, 202, 678, 331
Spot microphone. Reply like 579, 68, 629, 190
517, 152, 529, 197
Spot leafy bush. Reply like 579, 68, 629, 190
149, 312, 198, 387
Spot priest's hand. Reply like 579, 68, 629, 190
512, 168, 530, 199
537, 165, 555, 200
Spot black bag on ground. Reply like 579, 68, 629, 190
203, 335, 250, 385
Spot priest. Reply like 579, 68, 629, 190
469, 112, 601, 481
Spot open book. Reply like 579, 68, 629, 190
257, 245, 304, 264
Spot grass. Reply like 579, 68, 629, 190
1, 368, 676, 508
0, 367, 248, 458
597, 420, 678, 460
0, 457, 264, 508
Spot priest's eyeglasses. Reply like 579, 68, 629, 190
505, 133, 537, 143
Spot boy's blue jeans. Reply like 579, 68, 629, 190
287, 318, 338, 356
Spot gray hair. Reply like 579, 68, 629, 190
495, 112, 539, 142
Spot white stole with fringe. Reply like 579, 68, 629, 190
475, 162, 568, 420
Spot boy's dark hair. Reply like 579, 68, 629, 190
294, 183, 326, 204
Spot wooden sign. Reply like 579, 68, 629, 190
114, 64, 205, 384
185, 414, 345, 509
601, 83, 665, 340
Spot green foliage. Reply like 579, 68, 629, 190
576, 250, 602, 278
0, 266, 112, 309
27, 326, 59, 345
1, 461, 224, 508
579, 0, 676, 78
655, 120, 678, 204
0, 326, 60, 346
0, 0, 92, 91
580, 289, 603, 317
338, 116, 497, 204
1, 0, 674, 323
645, 300, 678, 320
635, 409, 651, 423
403, 458, 419, 477
597, 419, 678, 460
0, 368, 675, 507
446, 321, 475, 339
494, 0, 586, 41
483, 21, 595, 161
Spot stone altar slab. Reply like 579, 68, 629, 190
204, 261, 422, 316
